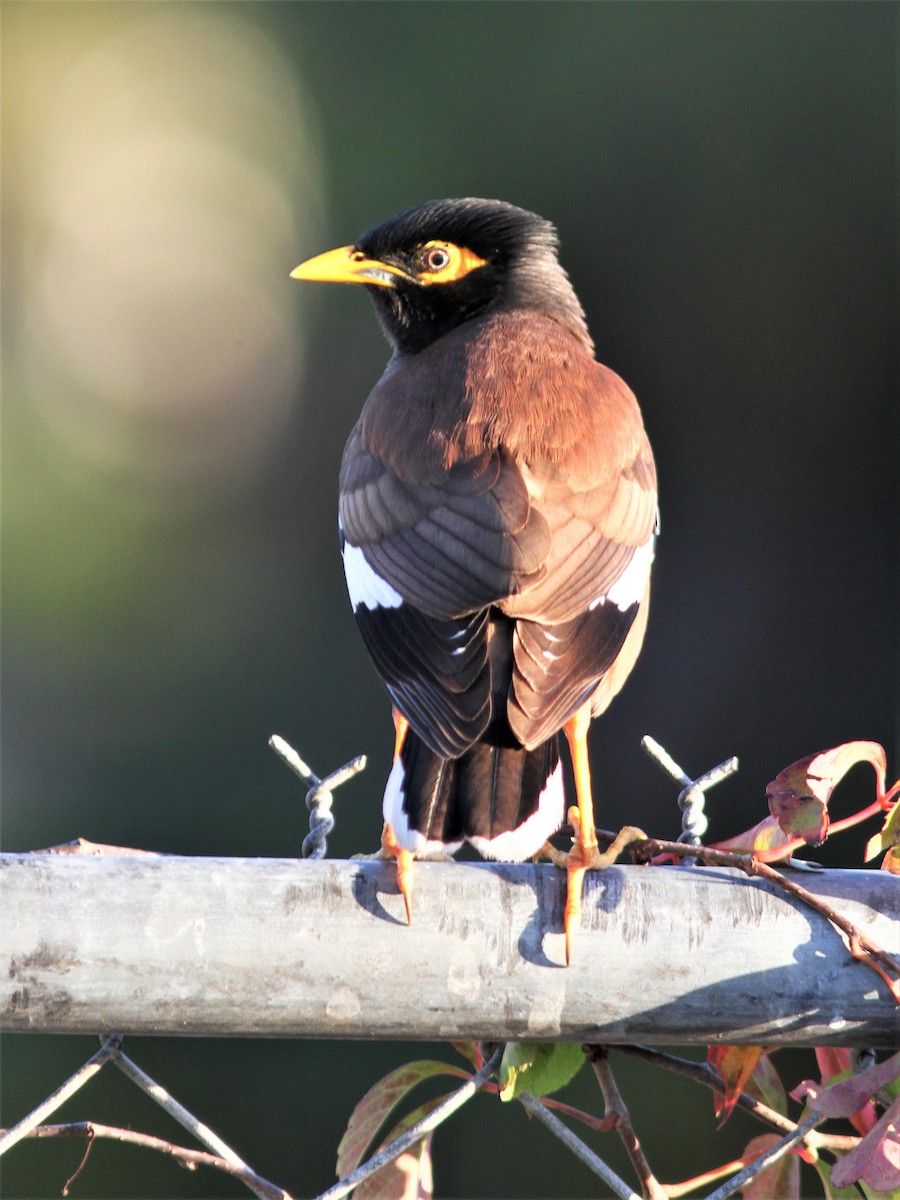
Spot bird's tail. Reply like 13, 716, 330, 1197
382, 726, 565, 861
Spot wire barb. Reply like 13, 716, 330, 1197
269, 735, 366, 859
641, 735, 739, 851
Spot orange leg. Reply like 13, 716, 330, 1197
392, 708, 410, 761
547, 704, 645, 964
562, 705, 596, 964
381, 707, 414, 924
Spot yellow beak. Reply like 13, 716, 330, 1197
290, 244, 408, 289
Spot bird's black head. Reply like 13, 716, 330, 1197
292, 198, 591, 355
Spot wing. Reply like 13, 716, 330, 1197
338, 312, 657, 754
340, 434, 552, 619
338, 438, 547, 756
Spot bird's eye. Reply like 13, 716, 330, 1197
424, 245, 451, 272
416, 241, 488, 285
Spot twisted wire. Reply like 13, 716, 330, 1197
268, 735, 366, 859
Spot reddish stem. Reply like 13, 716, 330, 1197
750, 796, 890, 864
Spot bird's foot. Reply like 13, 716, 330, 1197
542, 810, 646, 964
350, 823, 414, 923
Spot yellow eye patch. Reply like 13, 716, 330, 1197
416, 240, 488, 285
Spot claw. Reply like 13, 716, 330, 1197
381, 821, 413, 924
565, 863, 587, 966
548, 795, 646, 964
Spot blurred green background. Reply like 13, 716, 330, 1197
2, 2, 895, 1197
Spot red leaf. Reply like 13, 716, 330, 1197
737, 1134, 801, 1199
336, 1061, 467, 1178
815, 1046, 851, 1083
766, 742, 887, 846
792, 1050, 900, 1118
449, 1042, 480, 1069
814, 1048, 877, 1136
354, 1110, 440, 1200
708, 1045, 765, 1125
830, 1096, 900, 1192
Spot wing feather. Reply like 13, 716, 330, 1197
338, 309, 658, 752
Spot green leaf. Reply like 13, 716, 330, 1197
336, 1060, 467, 1178
498, 1042, 584, 1102
865, 799, 900, 862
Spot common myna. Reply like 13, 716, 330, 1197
292, 198, 657, 961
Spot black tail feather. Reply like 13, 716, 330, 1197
384, 726, 564, 861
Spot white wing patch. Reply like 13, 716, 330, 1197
590, 530, 656, 613
342, 541, 404, 612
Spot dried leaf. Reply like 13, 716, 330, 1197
830, 1096, 900, 1192
792, 1051, 900, 1118
707, 1045, 765, 1125
336, 1061, 467, 1178
498, 1043, 584, 1102
737, 1134, 800, 1198
766, 742, 887, 846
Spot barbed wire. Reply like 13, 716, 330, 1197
1, 735, 882, 1199
641, 734, 739, 847
268, 734, 366, 858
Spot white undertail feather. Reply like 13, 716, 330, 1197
468, 758, 566, 860
382, 754, 465, 859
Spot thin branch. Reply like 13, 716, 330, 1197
664, 1159, 747, 1198
614, 1045, 859, 1152
606, 829, 900, 999
517, 1092, 641, 1200
0, 1040, 290, 1200
583, 1045, 667, 1200
18, 1123, 291, 1200
748, 857, 900, 1001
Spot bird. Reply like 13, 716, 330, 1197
291, 198, 657, 962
